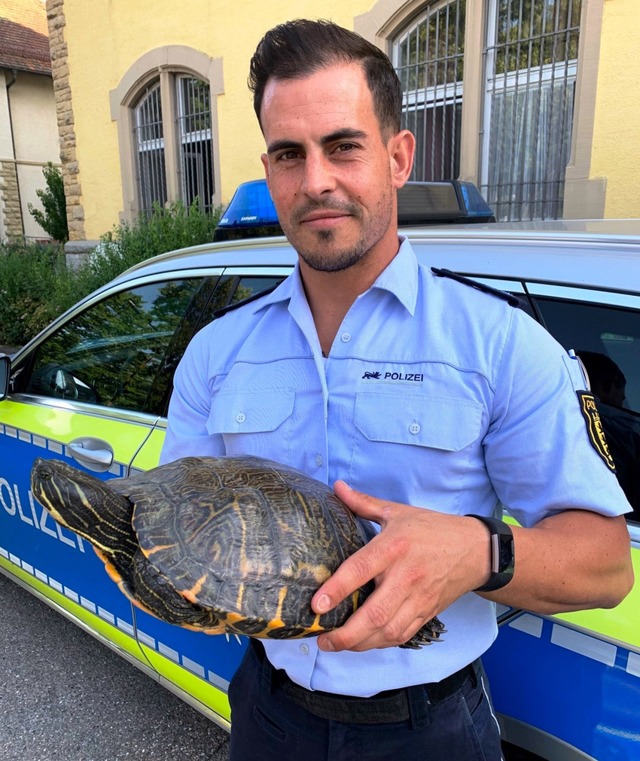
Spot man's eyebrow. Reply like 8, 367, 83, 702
266, 129, 368, 155
266, 139, 302, 155
320, 128, 368, 145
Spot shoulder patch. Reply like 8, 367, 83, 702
576, 391, 616, 471
431, 267, 520, 307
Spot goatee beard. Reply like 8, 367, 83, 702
297, 229, 370, 272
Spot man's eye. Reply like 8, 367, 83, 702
336, 143, 355, 153
277, 150, 301, 161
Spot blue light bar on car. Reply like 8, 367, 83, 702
213, 180, 283, 241
213, 178, 494, 241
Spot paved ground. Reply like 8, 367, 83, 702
0, 572, 230, 761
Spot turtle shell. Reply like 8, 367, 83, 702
112, 456, 376, 639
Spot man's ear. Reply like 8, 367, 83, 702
261, 153, 270, 187
388, 130, 415, 189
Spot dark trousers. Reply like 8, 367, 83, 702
228, 642, 504, 761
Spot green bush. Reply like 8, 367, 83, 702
0, 242, 68, 346
27, 163, 69, 243
94, 199, 222, 283
0, 200, 222, 349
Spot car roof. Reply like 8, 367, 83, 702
114, 218, 640, 296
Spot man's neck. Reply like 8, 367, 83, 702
299, 241, 399, 356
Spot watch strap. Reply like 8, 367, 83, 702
468, 514, 515, 592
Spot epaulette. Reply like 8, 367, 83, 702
212, 282, 280, 319
431, 267, 520, 307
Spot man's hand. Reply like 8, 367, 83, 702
311, 481, 490, 652
311, 484, 634, 653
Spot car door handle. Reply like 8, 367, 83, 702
68, 438, 114, 472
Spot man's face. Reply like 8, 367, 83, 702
260, 62, 413, 274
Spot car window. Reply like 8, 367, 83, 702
533, 294, 640, 523
147, 274, 286, 417
21, 279, 203, 414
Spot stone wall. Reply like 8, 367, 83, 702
0, 160, 24, 240
45, 0, 85, 242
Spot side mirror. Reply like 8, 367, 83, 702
0, 354, 11, 401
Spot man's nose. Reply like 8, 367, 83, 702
301, 152, 337, 198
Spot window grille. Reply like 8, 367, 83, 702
176, 76, 215, 212
481, 0, 582, 220
393, 0, 466, 182
133, 81, 167, 215
132, 74, 215, 216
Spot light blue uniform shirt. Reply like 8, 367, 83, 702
161, 238, 629, 697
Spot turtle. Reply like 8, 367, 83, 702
30, 455, 444, 648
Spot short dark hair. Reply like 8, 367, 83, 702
248, 19, 403, 135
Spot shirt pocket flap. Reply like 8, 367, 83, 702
355, 391, 483, 451
207, 389, 295, 434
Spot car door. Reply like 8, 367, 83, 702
0, 272, 221, 667
482, 282, 640, 761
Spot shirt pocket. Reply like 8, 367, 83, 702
207, 388, 296, 459
349, 391, 485, 506
354, 391, 483, 451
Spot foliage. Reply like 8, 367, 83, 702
94, 199, 222, 283
0, 242, 69, 346
0, 200, 222, 349
27, 163, 69, 243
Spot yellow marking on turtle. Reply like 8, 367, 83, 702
296, 562, 332, 585
272, 586, 287, 627
144, 543, 177, 556
235, 582, 245, 611
40, 481, 115, 554
181, 574, 209, 604
301, 613, 326, 635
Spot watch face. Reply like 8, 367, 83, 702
497, 531, 515, 575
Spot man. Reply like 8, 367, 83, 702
161, 19, 633, 760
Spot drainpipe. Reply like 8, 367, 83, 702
5, 68, 25, 240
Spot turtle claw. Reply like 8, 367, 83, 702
400, 616, 446, 649
223, 629, 243, 645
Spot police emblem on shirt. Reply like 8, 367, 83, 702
576, 391, 616, 471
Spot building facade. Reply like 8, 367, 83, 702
0, 0, 59, 241
45, 0, 640, 245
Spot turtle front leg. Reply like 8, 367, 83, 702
130, 550, 224, 631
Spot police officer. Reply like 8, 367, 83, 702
161, 19, 633, 761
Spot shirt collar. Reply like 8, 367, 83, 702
251, 235, 419, 316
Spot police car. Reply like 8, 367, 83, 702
0, 183, 639, 761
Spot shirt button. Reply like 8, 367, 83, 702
340, 332, 351, 343
315, 454, 323, 467
236, 413, 246, 423
409, 422, 421, 435
300, 644, 310, 656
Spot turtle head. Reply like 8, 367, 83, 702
30, 458, 123, 539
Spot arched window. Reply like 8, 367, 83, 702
393, 0, 466, 182
176, 76, 214, 213
110, 48, 223, 221
386, 0, 584, 221
133, 80, 167, 213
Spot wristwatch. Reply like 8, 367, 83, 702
468, 514, 515, 591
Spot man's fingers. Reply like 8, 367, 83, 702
311, 483, 396, 616
316, 584, 426, 652
334, 480, 392, 524
312, 537, 381, 615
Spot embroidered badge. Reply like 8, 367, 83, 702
576, 391, 616, 471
